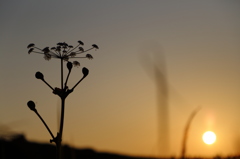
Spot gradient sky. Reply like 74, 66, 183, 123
1, 0, 240, 157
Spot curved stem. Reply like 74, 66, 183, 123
64, 70, 71, 88
181, 107, 201, 159
34, 110, 54, 140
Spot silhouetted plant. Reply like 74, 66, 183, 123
26, 41, 99, 159
181, 107, 201, 159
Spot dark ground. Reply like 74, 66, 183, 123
1, 134, 239, 159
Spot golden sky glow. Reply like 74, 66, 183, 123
1, 0, 240, 158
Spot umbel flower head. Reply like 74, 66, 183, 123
27, 41, 99, 67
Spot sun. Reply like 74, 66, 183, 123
202, 131, 216, 145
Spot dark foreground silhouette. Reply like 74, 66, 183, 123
1, 134, 240, 159
0, 134, 152, 159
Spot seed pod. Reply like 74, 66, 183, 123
67, 62, 73, 71
82, 67, 89, 77
27, 100, 36, 111
35, 72, 44, 80
27, 43, 35, 48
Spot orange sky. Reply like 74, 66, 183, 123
1, 0, 240, 157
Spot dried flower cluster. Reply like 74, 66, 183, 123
26, 40, 99, 159
27, 41, 99, 67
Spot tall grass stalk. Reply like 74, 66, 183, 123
181, 107, 201, 159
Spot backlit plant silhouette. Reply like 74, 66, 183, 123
27, 41, 99, 159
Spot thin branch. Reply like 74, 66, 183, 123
34, 109, 55, 140
64, 70, 71, 88
33, 46, 44, 51
52, 49, 61, 57
70, 57, 87, 58
71, 75, 87, 91
67, 43, 80, 54
75, 47, 94, 54
48, 51, 59, 57
32, 51, 44, 54
42, 79, 55, 91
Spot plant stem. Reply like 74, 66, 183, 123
56, 58, 65, 159
61, 58, 63, 90
181, 107, 201, 159
34, 110, 55, 140
71, 76, 85, 91
56, 133, 61, 159
59, 98, 65, 141
42, 79, 54, 91
56, 98, 65, 159
64, 70, 71, 88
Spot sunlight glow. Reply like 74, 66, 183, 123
202, 131, 216, 145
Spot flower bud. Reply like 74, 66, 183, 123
35, 72, 44, 80
78, 40, 84, 45
27, 100, 36, 111
27, 43, 35, 48
92, 44, 99, 49
28, 48, 34, 54
78, 47, 84, 52
86, 54, 93, 60
82, 67, 89, 77
67, 62, 73, 71
73, 61, 80, 67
